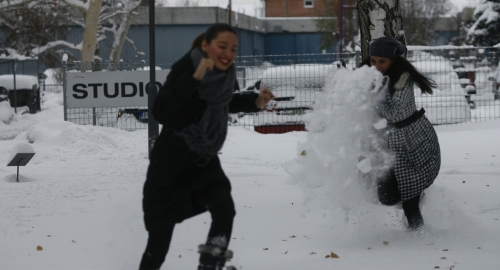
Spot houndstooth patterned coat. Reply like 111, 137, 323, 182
375, 72, 441, 201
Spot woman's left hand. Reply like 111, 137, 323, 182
255, 88, 276, 109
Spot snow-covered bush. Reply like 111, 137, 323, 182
0, 100, 16, 124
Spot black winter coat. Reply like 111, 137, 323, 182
143, 51, 260, 231
151, 51, 260, 160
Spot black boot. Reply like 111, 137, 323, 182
402, 195, 424, 230
197, 244, 235, 270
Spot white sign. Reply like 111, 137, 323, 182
66, 70, 170, 108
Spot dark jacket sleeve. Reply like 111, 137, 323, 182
152, 54, 201, 124
229, 92, 261, 113
162, 73, 200, 111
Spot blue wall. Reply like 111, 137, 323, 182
2, 24, 335, 67
65, 25, 338, 66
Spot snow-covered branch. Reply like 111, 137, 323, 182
0, 0, 32, 10
31, 40, 82, 55
60, 0, 89, 13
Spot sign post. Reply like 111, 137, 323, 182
7, 153, 35, 182
148, 0, 159, 157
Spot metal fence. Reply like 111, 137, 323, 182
62, 47, 500, 133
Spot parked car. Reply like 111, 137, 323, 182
0, 74, 40, 114
415, 94, 471, 125
409, 52, 473, 124
241, 64, 336, 133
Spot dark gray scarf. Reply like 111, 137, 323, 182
176, 47, 236, 166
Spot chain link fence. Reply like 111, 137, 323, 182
62, 47, 500, 133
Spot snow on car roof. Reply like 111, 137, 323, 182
260, 64, 335, 88
0, 74, 39, 90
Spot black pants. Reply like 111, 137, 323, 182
139, 186, 235, 270
377, 169, 401, 205
377, 169, 422, 228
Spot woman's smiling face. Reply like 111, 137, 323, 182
370, 56, 394, 75
201, 31, 238, 71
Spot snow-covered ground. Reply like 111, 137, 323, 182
1, 67, 500, 270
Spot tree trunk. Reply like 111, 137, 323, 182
108, 0, 145, 67
357, 0, 406, 60
109, 17, 132, 65
81, 0, 102, 71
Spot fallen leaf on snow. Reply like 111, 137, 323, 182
330, 252, 339, 258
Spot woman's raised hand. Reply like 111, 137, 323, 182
255, 88, 276, 109
193, 58, 214, 81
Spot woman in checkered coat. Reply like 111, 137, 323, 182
362, 37, 441, 230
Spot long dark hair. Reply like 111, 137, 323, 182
360, 56, 436, 95
190, 23, 238, 50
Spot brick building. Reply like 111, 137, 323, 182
264, 0, 356, 18
265, 0, 326, 17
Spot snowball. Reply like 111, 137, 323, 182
373, 118, 387, 130
8, 142, 35, 164
356, 157, 372, 174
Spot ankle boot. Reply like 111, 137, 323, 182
197, 244, 234, 270
402, 195, 424, 230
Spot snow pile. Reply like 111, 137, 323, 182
285, 66, 389, 226
0, 101, 16, 124
7, 142, 34, 164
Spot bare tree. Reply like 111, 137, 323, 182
449, 7, 475, 46
60, 0, 145, 69
357, 0, 406, 60
0, 0, 32, 9
399, 0, 452, 45
316, 0, 358, 53
60, 0, 103, 71
316, 0, 337, 51
0, 0, 76, 67
155, 0, 200, 7
0, 0, 145, 71
102, 0, 145, 67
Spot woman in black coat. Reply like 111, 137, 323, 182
139, 23, 274, 270
362, 37, 441, 230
